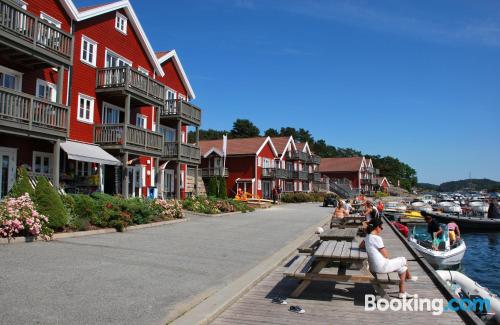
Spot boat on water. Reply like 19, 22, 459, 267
436, 200, 462, 215
408, 225, 466, 268
410, 200, 433, 213
384, 201, 407, 213
437, 270, 500, 324
431, 213, 500, 232
470, 201, 490, 214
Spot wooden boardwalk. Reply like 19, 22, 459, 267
211, 221, 465, 325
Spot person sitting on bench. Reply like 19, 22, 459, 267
360, 219, 418, 299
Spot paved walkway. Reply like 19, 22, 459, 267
0, 203, 328, 325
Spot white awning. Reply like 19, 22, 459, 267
60, 141, 121, 166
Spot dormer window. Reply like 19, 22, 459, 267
115, 12, 127, 34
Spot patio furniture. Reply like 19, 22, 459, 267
319, 228, 358, 241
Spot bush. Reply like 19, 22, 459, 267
207, 177, 218, 197
9, 167, 34, 198
218, 177, 227, 199
33, 177, 68, 230
374, 191, 389, 198
182, 196, 254, 214
280, 192, 328, 203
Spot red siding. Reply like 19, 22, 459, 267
256, 142, 276, 197
0, 135, 53, 167
157, 59, 187, 97
26, 0, 72, 33
225, 156, 255, 197
322, 171, 360, 188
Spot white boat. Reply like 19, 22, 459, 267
437, 270, 500, 324
385, 201, 407, 213
418, 194, 436, 205
410, 201, 433, 213
437, 200, 462, 215
408, 225, 466, 268
469, 201, 489, 214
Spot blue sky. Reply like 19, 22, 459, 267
75, 0, 500, 184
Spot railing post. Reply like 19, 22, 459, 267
125, 66, 130, 88
124, 94, 131, 147
28, 97, 33, 130
33, 16, 38, 46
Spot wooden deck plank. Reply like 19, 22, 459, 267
331, 240, 345, 259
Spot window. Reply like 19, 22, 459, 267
36, 79, 56, 102
178, 94, 186, 102
81, 36, 97, 66
40, 12, 61, 28
151, 167, 155, 187
105, 49, 131, 67
136, 114, 147, 129
160, 126, 176, 142
77, 94, 94, 123
263, 158, 271, 168
14, 0, 27, 9
115, 12, 127, 34
258, 180, 262, 191
0, 66, 22, 90
138, 66, 149, 76
257, 157, 262, 167
32, 152, 52, 176
180, 170, 185, 189
102, 102, 122, 124
77, 161, 92, 177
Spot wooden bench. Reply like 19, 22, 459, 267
297, 237, 321, 254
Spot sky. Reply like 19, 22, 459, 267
74, 0, 500, 184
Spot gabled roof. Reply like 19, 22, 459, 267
71, 0, 164, 77
200, 137, 277, 157
156, 50, 195, 100
296, 142, 312, 155
269, 136, 295, 158
319, 157, 365, 173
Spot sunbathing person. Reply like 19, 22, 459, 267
360, 219, 418, 298
334, 201, 349, 218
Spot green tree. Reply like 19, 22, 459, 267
34, 177, 69, 230
9, 167, 34, 198
264, 128, 279, 137
218, 177, 227, 198
230, 119, 260, 138
207, 177, 218, 197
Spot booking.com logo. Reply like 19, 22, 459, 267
365, 294, 491, 315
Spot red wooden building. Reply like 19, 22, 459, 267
319, 156, 377, 193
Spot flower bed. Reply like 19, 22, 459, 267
182, 196, 254, 214
280, 192, 329, 203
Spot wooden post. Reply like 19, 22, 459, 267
195, 165, 199, 196
57, 65, 64, 104
53, 140, 60, 189
176, 163, 181, 200
122, 152, 129, 198
124, 94, 131, 146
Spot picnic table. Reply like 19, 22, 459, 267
319, 228, 358, 241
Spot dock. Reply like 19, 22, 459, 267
210, 217, 480, 325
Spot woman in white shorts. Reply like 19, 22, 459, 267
360, 219, 418, 298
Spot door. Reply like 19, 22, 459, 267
262, 181, 271, 200
128, 166, 143, 197
164, 169, 174, 198
0, 147, 16, 198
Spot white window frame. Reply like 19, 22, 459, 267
32, 151, 52, 176
115, 12, 128, 35
102, 101, 122, 124
36, 79, 57, 102
138, 66, 149, 76
77, 161, 92, 177
14, 0, 27, 9
180, 170, 185, 189
257, 157, 262, 167
263, 158, 271, 168
178, 94, 186, 102
80, 35, 97, 67
40, 12, 61, 28
104, 48, 132, 68
0, 65, 22, 91
136, 114, 147, 129
77, 93, 95, 124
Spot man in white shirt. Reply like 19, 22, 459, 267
360, 219, 418, 298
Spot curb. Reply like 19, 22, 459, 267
183, 210, 245, 218
0, 218, 189, 245
167, 214, 331, 325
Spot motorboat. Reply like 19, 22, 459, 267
437, 200, 462, 215
437, 270, 500, 324
418, 194, 436, 205
469, 201, 489, 214
430, 213, 500, 232
384, 201, 407, 213
410, 201, 433, 213
408, 225, 466, 268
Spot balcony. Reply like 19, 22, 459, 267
262, 168, 287, 179
360, 178, 371, 185
96, 67, 165, 107
164, 142, 201, 164
0, 86, 69, 139
94, 124, 164, 156
309, 172, 321, 182
307, 155, 321, 165
0, 0, 73, 66
201, 167, 228, 178
363, 166, 375, 174
160, 99, 201, 126
294, 170, 309, 181
289, 150, 308, 161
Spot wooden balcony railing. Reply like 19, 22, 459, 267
96, 67, 166, 103
94, 124, 163, 154
288, 150, 308, 161
362, 166, 375, 174
309, 172, 321, 182
0, 86, 68, 137
201, 167, 229, 178
0, 0, 73, 61
160, 99, 201, 126
262, 168, 287, 179
164, 142, 201, 164
307, 155, 321, 165
294, 170, 309, 181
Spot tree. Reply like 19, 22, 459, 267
264, 128, 279, 137
230, 119, 260, 138
218, 177, 227, 198
33, 177, 69, 230
207, 177, 218, 197
9, 167, 34, 198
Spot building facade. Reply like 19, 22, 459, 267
319, 156, 377, 194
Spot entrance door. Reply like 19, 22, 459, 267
128, 166, 143, 197
262, 180, 271, 200
0, 147, 17, 198
164, 169, 174, 198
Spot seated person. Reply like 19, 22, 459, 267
362, 201, 379, 230
360, 219, 418, 298
447, 221, 460, 244
422, 212, 444, 250
334, 201, 349, 218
